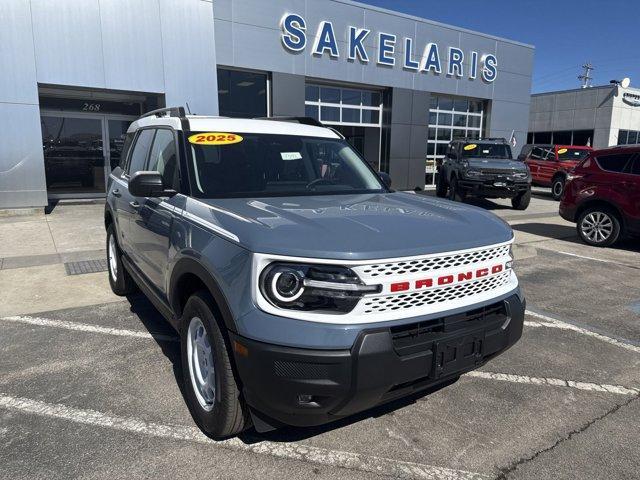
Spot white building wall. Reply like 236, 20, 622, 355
0, 0, 218, 209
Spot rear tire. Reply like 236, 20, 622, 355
180, 291, 250, 439
511, 189, 531, 210
448, 177, 464, 202
577, 207, 621, 247
435, 172, 448, 198
106, 224, 137, 296
551, 176, 565, 201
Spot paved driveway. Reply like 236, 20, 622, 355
1, 193, 639, 479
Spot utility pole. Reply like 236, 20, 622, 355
578, 63, 594, 88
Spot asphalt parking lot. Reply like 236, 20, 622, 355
1, 190, 639, 480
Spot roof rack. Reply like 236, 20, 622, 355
256, 116, 325, 128
140, 107, 186, 119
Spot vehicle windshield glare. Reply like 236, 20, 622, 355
187, 133, 386, 198
461, 143, 512, 159
557, 148, 590, 161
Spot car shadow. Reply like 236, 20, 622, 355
238, 376, 460, 444
511, 222, 577, 241
121, 293, 462, 443
125, 293, 185, 398
511, 223, 640, 253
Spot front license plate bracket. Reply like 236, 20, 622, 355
433, 332, 484, 378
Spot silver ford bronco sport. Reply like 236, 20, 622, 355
105, 107, 525, 438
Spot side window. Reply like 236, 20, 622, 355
530, 147, 543, 160
541, 147, 555, 161
127, 129, 155, 176
147, 129, 179, 190
118, 132, 135, 170
629, 157, 640, 175
595, 153, 634, 173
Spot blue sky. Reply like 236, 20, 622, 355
358, 0, 640, 93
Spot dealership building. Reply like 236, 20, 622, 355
0, 0, 534, 209
528, 83, 640, 149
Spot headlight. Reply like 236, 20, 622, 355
512, 171, 529, 179
465, 169, 482, 177
260, 263, 380, 313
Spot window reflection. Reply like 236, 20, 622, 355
217, 69, 268, 118
41, 116, 105, 194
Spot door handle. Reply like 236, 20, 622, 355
129, 201, 140, 209
112, 189, 121, 197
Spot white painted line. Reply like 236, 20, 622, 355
1, 316, 178, 343
466, 371, 640, 396
557, 251, 612, 263
555, 250, 639, 270
0, 394, 489, 480
525, 310, 640, 355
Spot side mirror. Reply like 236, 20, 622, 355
129, 171, 176, 198
378, 171, 392, 188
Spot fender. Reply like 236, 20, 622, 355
168, 257, 238, 333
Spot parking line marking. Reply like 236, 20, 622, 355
557, 251, 612, 263
466, 371, 640, 396
555, 250, 640, 270
525, 310, 640, 355
0, 394, 490, 480
1, 316, 178, 343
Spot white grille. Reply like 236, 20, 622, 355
355, 244, 510, 280
361, 271, 512, 314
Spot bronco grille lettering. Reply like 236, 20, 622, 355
390, 262, 506, 293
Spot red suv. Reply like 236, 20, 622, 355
560, 146, 640, 247
523, 145, 592, 200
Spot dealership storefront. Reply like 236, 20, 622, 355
0, 0, 533, 209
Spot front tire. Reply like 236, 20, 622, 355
106, 224, 136, 296
435, 172, 448, 198
448, 177, 465, 202
511, 189, 531, 210
180, 291, 250, 439
551, 176, 565, 201
577, 207, 621, 247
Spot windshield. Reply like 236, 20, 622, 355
461, 143, 512, 159
557, 147, 590, 162
186, 132, 386, 198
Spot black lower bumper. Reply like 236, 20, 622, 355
559, 204, 577, 223
458, 179, 530, 198
231, 294, 525, 429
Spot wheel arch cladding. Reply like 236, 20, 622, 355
169, 258, 238, 333
104, 206, 114, 230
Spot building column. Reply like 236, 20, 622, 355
271, 72, 306, 117
387, 88, 429, 191
0, 0, 47, 209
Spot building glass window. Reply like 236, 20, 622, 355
304, 84, 383, 127
217, 68, 268, 118
427, 95, 486, 186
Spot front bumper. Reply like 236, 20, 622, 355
231, 293, 525, 428
458, 178, 530, 198
559, 203, 577, 223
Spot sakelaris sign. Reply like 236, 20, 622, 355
280, 14, 498, 82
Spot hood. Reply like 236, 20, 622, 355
467, 158, 528, 172
187, 193, 513, 261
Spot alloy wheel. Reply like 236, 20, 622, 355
187, 317, 216, 411
581, 212, 613, 244
108, 234, 118, 281
552, 180, 564, 198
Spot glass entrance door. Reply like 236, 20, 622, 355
40, 113, 135, 198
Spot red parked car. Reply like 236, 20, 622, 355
560, 146, 640, 247
523, 144, 592, 200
